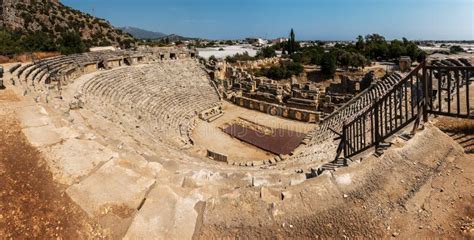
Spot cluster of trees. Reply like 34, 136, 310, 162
286, 46, 346, 78
287, 33, 427, 79
224, 51, 255, 63
255, 62, 304, 80
256, 46, 277, 59
224, 46, 278, 63
320, 53, 337, 78
357, 34, 426, 62
0, 28, 91, 56
336, 50, 369, 70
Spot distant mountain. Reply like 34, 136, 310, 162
158, 34, 199, 42
119, 26, 200, 42
119, 26, 167, 39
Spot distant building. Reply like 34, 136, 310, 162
272, 38, 288, 44
246, 38, 268, 46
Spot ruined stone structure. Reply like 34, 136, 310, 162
234, 57, 281, 70
199, 105, 224, 122
231, 96, 319, 123
208, 61, 324, 123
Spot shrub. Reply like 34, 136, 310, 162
256, 46, 277, 59
256, 62, 303, 80
225, 52, 255, 63
321, 53, 337, 79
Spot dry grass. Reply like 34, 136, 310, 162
0, 52, 61, 64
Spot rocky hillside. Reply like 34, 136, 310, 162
0, 0, 136, 48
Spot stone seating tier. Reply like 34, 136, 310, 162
81, 60, 220, 147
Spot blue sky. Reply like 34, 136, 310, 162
62, 0, 473, 40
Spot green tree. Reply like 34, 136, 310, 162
286, 28, 298, 55
286, 62, 304, 76
356, 35, 365, 51
119, 39, 134, 49
256, 46, 277, 59
364, 34, 389, 60
256, 62, 303, 80
225, 51, 255, 63
58, 31, 86, 55
352, 53, 368, 69
0, 29, 23, 55
388, 39, 406, 59
321, 53, 336, 79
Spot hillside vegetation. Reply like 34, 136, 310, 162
0, 0, 136, 55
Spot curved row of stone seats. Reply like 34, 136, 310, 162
431, 58, 472, 67
15, 63, 34, 79
81, 60, 220, 147
24, 58, 71, 85
429, 58, 473, 105
8, 63, 21, 74
8, 51, 152, 101
30, 56, 73, 81
14, 47, 195, 89
15, 50, 145, 85
33, 52, 121, 83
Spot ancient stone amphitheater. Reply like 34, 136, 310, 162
2, 49, 473, 239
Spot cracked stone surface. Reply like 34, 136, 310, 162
124, 185, 203, 240
66, 158, 159, 217
47, 138, 119, 185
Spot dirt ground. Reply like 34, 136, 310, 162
0, 101, 105, 238
388, 153, 474, 239
0, 52, 60, 64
